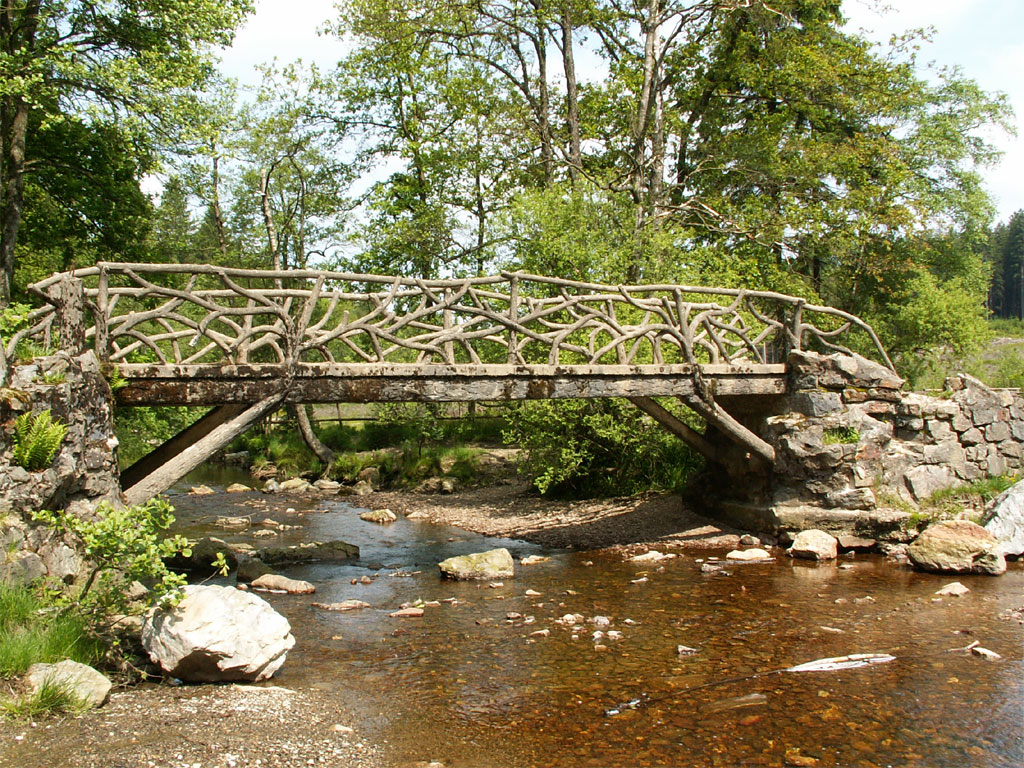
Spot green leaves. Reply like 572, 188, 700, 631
32, 499, 190, 617
12, 409, 66, 471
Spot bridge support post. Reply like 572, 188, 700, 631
47, 275, 86, 355
120, 404, 248, 492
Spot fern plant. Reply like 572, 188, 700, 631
12, 410, 67, 471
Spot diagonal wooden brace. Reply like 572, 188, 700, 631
676, 393, 776, 465
122, 393, 285, 506
627, 396, 719, 464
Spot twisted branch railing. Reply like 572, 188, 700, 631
23, 263, 894, 372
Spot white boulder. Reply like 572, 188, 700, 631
983, 479, 1024, 557
788, 529, 839, 561
142, 584, 295, 682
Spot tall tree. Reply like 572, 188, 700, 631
0, 0, 252, 305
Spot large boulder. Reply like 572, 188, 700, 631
788, 529, 838, 561
25, 660, 111, 708
982, 480, 1024, 557
141, 585, 295, 682
438, 548, 515, 580
907, 520, 1006, 576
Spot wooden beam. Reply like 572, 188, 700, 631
628, 396, 719, 463
676, 393, 776, 465
112, 363, 787, 406
122, 394, 285, 506
120, 404, 248, 492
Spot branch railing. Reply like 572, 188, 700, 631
23, 263, 895, 372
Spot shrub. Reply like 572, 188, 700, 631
504, 398, 702, 498
32, 499, 190, 619
12, 409, 66, 471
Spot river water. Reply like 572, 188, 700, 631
164, 467, 1023, 768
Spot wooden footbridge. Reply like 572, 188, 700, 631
17, 264, 893, 504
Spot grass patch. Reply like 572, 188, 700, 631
0, 583, 105, 679
823, 426, 860, 445
902, 473, 1021, 531
1, 680, 88, 719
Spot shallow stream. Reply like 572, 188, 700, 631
162, 466, 1024, 768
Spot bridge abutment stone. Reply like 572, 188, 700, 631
697, 351, 1024, 546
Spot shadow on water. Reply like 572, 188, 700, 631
165, 466, 1023, 768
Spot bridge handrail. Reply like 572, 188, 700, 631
25, 263, 895, 372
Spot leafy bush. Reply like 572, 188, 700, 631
504, 398, 702, 498
12, 409, 67, 471
32, 499, 190, 619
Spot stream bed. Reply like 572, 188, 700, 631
157, 466, 1024, 768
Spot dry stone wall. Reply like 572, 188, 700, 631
0, 351, 121, 585
742, 351, 1024, 543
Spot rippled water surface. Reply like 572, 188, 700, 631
168, 469, 1024, 768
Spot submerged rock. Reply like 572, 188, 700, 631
726, 548, 772, 561
278, 477, 312, 493
359, 508, 397, 524
439, 548, 515, 580
225, 483, 251, 493
142, 584, 295, 682
25, 660, 111, 708
250, 574, 316, 594
255, 540, 359, 566
167, 536, 238, 575
788, 530, 838, 561
236, 558, 276, 584
908, 520, 1006, 576
313, 599, 370, 612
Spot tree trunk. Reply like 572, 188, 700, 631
561, 8, 582, 183
0, 1, 41, 307
259, 166, 281, 271
530, 5, 554, 185
291, 403, 335, 467
210, 151, 229, 260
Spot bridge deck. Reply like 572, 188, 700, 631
113, 362, 788, 405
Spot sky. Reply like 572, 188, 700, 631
216, 0, 1023, 221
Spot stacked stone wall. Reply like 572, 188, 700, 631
0, 351, 121, 585
751, 351, 1024, 543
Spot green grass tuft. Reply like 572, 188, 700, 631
0, 584, 105, 679
1, 680, 88, 719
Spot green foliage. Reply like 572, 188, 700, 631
904, 473, 1021, 530
0, 303, 33, 339
115, 406, 205, 468
12, 410, 67, 471
504, 398, 702, 498
823, 426, 860, 445
0, 584, 104, 679
32, 500, 190, 619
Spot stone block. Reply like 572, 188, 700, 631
924, 440, 966, 469
925, 419, 953, 442
904, 465, 957, 501
1011, 419, 1024, 441
792, 391, 842, 417
842, 388, 869, 403
986, 421, 1011, 442
960, 427, 984, 446
971, 405, 1001, 426
997, 439, 1021, 459
986, 453, 1008, 477
825, 487, 876, 510
951, 412, 973, 433
868, 388, 903, 402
